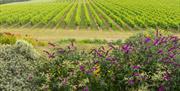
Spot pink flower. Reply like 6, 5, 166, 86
128, 80, 134, 85
82, 86, 89, 91
122, 44, 133, 54
132, 65, 141, 69
154, 39, 159, 46
158, 85, 165, 91
157, 49, 163, 54
133, 73, 140, 76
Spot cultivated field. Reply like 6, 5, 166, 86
0, 0, 179, 31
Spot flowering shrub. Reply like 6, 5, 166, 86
0, 40, 41, 90
34, 30, 179, 91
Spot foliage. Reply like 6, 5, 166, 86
34, 30, 180, 91
0, 32, 16, 45
0, 0, 179, 30
0, 32, 46, 46
0, 40, 41, 90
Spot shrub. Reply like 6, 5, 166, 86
0, 33, 16, 45
34, 30, 179, 91
80, 39, 108, 44
0, 40, 41, 90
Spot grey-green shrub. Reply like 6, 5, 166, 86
0, 40, 40, 90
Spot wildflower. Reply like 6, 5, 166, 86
158, 85, 165, 91
97, 52, 103, 57
93, 64, 100, 76
145, 37, 151, 43
168, 47, 176, 52
122, 44, 133, 53
43, 50, 55, 58
157, 49, 163, 54
62, 78, 68, 86
170, 36, 178, 42
93, 60, 99, 64
169, 53, 175, 58
145, 33, 151, 38
133, 73, 140, 76
153, 39, 159, 46
132, 65, 141, 69
106, 56, 112, 61
128, 80, 134, 85
82, 86, 89, 91
80, 65, 85, 72
85, 70, 92, 75
163, 72, 170, 81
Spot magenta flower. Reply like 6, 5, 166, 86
170, 36, 178, 42
157, 49, 163, 54
163, 72, 171, 81
169, 53, 175, 58
168, 47, 176, 52
145, 37, 151, 43
132, 65, 141, 69
82, 86, 89, 91
85, 70, 92, 74
122, 44, 133, 53
128, 80, 134, 85
133, 73, 140, 76
158, 85, 165, 91
154, 39, 159, 46
80, 65, 85, 72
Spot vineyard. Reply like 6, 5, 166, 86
0, 0, 180, 30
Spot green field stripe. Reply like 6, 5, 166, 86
50, 3, 73, 25
87, 0, 103, 27
89, 0, 117, 29
83, 0, 91, 26
75, 3, 81, 26
64, 2, 78, 25
92, 0, 126, 28
40, 3, 69, 25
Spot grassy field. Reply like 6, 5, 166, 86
0, 27, 137, 41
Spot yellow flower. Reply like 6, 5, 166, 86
145, 33, 151, 38
93, 64, 100, 76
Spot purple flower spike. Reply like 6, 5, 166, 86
169, 54, 175, 58
163, 72, 171, 81
154, 39, 159, 46
132, 65, 141, 69
168, 47, 176, 52
158, 85, 165, 91
122, 44, 133, 54
128, 80, 134, 85
157, 49, 163, 54
145, 37, 151, 43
